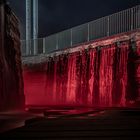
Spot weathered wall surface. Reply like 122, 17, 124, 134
0, 2, 24, 111
23, 32, 140, 108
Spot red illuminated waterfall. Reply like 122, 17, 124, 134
99, 45, 116, 107
23, 40, 140, 107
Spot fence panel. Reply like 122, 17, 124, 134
89, 17, 108, 40
21, 5, 140, 56
58, 29, 71, 50
72, 23, 88, 45
45, 34, 57, 53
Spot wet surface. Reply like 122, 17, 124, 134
0, 111, 37, 133
1, 108, 140, 140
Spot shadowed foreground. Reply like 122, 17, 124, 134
1, 108, 140, 140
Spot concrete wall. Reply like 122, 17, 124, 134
23, 31, 140, 108
0, 2, 24, 111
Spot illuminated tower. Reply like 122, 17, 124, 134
26, 0, 31, 55
33, 0, 38, 55
26, 0, 38, 55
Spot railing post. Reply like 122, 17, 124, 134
33, 39, 38, 55
107, 16, 110, 36
70, 28, 73, 46
43, 38, 46, 54
87, 23, 90, 42
131, 8, 134, 31
26, 40, 31, 56
56, 34, 58, 50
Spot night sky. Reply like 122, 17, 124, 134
8, 0, 140, 39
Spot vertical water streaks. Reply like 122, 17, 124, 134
67, 53, 77, 104
55, 55, 68, 104
112, 42, 129, 106
117, 42, 129, 106
24, 40, 139, 107
45, 58, 55, 104
126, 41, 137, 103
99, 44, 116, 107
134, 41, 140, 102
90, 48, 100, 106
74, 50, 89, 105
136, 41, 140, 100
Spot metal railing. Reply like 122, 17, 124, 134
21, 5, 140, 56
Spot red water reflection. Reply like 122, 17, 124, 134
23, 41, 140, 107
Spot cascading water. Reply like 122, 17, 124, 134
67, 53, 77, 104
112, 42, 129, 106
23, 40, 140, 107
99, 44, 116, 107
136, 41, 140, 100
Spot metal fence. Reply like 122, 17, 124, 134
21, 5, 140, 56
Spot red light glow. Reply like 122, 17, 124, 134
23, 41, 140, 107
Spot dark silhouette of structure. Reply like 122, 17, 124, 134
0, 0, 24, 111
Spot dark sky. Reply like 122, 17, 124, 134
8, 0, 140, 39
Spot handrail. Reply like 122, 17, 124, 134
21, 5, 140, 56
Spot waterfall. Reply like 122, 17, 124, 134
24, 40, 139, 107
